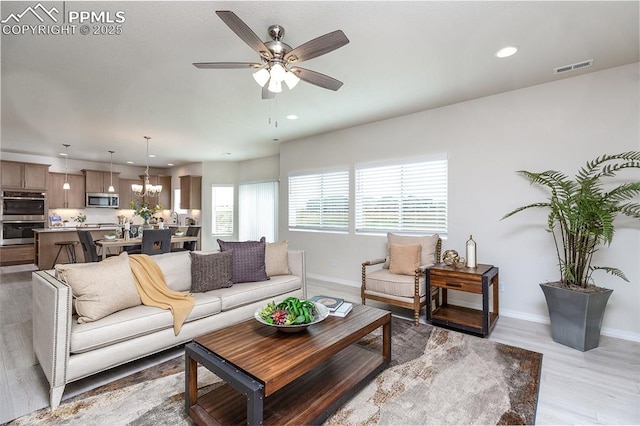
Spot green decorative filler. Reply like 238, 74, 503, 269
258, 297, 318, 325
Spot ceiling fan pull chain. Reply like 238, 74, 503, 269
275, 97, 278, 128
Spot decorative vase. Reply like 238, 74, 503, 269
142, 218, 153, 230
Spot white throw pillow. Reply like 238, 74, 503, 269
55, 252, 142, 323
265, 241, 290, 276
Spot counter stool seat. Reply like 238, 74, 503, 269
52, 241, 79, 268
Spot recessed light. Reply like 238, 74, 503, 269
167, 163, 174, 166
496, 46, 518, 58
59, 152, 67, 156
126, 161, 134, 164
286, 114, 298, 120
148, 154, 156, 158
223, 152, 232, 156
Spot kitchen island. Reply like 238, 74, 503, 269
33, 227, 119, 270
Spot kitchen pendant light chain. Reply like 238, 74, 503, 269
108, 150, 115, 193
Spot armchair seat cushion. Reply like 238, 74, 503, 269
365, 269, 426, 299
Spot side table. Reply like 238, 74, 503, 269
426, 263, 499, 337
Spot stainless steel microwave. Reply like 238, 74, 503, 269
86, 193, 119, 208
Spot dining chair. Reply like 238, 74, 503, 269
140, 229, 172, 255
77, 230, 118, 263
170, 226, 200, 252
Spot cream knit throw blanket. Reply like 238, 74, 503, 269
128, 254, 195, 335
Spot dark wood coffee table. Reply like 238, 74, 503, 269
185, 304, 391, 425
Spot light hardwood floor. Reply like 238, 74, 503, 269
1, 264, 638, 424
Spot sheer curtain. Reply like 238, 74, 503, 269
239, 181, 279, 242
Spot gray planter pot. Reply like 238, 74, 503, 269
540, 283, 613, 351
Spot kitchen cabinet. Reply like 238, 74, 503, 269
119, 178, 138, 209
83, 170, 120, 193
1, 160, 49, 190
49, 173, 85, 209
0, 245, 35, 266
180, 175, 202, 209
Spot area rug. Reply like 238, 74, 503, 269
7, 318, 542, 426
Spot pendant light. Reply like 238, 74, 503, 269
62, 144, 71, 190
107, 150, 115, 193
131, 136, 162, 197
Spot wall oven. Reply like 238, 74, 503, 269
1, 190, 46, 245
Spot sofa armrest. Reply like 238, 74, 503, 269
32, 270, 72, 408
287, 250, 306, 299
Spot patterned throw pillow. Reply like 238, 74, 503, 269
217, 237, 270, 283
190, 251, 233, 292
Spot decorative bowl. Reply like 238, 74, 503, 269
254, 301, 329, 333
175, 231, 185, 237
104, 235, 117, 241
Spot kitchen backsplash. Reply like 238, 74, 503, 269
47, 208, 200, 226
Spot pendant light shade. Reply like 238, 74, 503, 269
107, 150, 115, 193
62, 144, 71, 190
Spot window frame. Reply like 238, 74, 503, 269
211, 184, 234, 236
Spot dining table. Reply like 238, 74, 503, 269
95, 235, 199, 259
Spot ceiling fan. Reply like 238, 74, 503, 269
193, 11, 349, 98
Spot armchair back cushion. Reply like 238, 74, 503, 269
384, 233, 440, 268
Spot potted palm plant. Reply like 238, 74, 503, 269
502, 152, 640, 351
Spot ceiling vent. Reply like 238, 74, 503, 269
554, 59, 594, 75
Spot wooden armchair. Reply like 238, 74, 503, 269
362, 236, 441, 326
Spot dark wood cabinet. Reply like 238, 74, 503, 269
426, 263, 499, 337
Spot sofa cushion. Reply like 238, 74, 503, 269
265, 241, 290, 276
55, 252, 142, 323
213, 275, 302, 311
69, 291, 222, 354
384, 233, 439, 268
365, 268, 426, 298
217, 237, 269, 283
190, 251, 233, 292
151, 251, 192, 292
389, 243, 422, 275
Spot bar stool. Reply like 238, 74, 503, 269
52, 241, 79, 268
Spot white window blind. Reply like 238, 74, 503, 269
355, 158, 447, 236
211, 186, 234, 235
288, 170, 349, 232
239, 181, 278, 242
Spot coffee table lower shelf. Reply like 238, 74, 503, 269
188, 344, 386, 425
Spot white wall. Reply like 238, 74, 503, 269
279, 63, 640, 340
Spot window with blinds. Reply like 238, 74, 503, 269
211, 185, 234, 235
288, 170, 349, 232
355, 157, 448, 236
239, 181, 278, 242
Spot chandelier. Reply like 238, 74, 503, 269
131, 136, 162, 198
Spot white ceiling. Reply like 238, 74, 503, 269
2, 1, 638, 168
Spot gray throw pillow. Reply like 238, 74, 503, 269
217, 237, 269, 283
190, 251, 233, 292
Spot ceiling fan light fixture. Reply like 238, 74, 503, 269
270, 63, 286, 82
268, 78, 282, 93
283, 71, 300, 90
253, 67, 270, 87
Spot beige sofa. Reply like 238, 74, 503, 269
32, 249, 306, 410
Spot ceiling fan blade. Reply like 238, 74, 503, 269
193, 62, 261, 69
285, 30, 349, 63
290, 67, 344, 91
262, 86, 275, 99
215, 11, 273, 59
